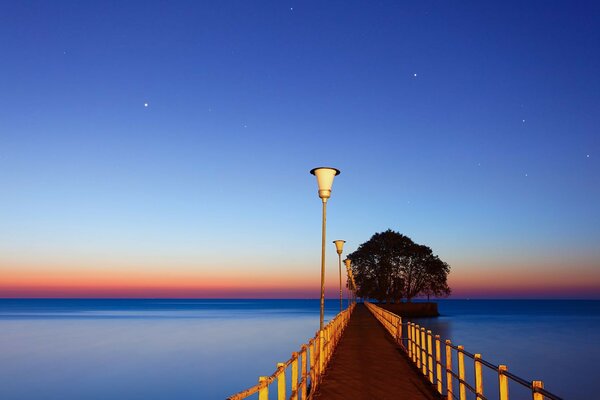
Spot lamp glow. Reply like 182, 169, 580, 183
310, 167, 340, 202
333, 240, 346, 312
333, 240, 346, 255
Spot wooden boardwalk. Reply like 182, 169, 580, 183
312, 304, 441, 400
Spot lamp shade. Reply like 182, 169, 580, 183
333, 240, 346, 255
310, 167, 340, 200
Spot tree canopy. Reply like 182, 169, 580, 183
347, 229, 451, 302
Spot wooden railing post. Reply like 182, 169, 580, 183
309, 338, 316, 389
277, 363, 286, 400
413, 323, 418, 363
435, 335, 442, 394
258, 376, 269, 400
445, 340, 453, 400
421, 327, 427, 376
319, 330, 325, 376
457, 346, 466, 400
291, 352, 298, 400
407, 323, 412, 359
301, 345, 308, 400
532, 380, 544, 400
415, 324, 421, 368
427, 330, 434, 383
474, 354, 483, 399
498, 365, 509, 400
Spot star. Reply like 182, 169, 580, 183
587, 154, 590, 158
525, 173, 528, 177
290, 7, 293, 11
413, 73, 418, 77
522, 119, 525, 123
144, 102, 149, 107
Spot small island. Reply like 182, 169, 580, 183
347, 229, 450, 317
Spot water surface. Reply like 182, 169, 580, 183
0, 299, 597, 399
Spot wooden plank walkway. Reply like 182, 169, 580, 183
312, 304, 441, 400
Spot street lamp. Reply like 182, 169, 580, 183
333, 240, 346, 312
344, 258, 355, 304
310, 167, 340, 330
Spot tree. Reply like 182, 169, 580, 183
347, 229, 451, 302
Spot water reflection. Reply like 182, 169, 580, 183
0, 299, 338, 400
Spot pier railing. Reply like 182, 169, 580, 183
227, 303, 355, 400
365, 301, 563, 400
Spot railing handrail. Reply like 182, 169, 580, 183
227, 302, 356, 400
365, 301, 563, 400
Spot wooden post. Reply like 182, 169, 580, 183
427, 330, 434, 383
532, 380, 544, 400
498, 365, 509, 400
421, 327, 427, 376
474, 354, 483, 399
291, 352, 298, 400
446, 340, 453, 400
319, 330, 325, 375
413, 324, 418, 363
457, 345, 466, 400
435, 335, 442, 394
309, 339, 316, 389
415, 324, 421, 368
301, 345, 308, 400
407, 322, 412, 359
258, 376, 269, 400
277, 363, 286, 400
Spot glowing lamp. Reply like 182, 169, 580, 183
333, 240, 346, 255
310, 167, 340, 202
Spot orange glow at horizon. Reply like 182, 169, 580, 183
1, 258, 599, 299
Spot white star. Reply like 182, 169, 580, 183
290, 7, 293, 11
525, 173, 528, 177
587, 154, 590, 158
522, 119, 525, 123
413, 73, 418, 77
144, 102, 149, 107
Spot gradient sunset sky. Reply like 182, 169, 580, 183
1, 1, 599, 299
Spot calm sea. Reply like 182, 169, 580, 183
0, 299, 598, 400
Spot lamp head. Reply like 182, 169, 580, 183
333, 240, 346, 255
310, 167, 340, 201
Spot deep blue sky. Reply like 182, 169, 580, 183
1, 1, 599, 297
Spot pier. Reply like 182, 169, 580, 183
228, 302, 563, 400
311, 304, 439, 400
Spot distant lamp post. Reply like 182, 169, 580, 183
344, 258, 353, 305
310, 167, 340, 330
333, 240, 346, 312
344, 258, 356, 302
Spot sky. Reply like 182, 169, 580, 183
1, 1, 599, 299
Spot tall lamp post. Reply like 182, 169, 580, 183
333, 240, 346, 312
310, 167, 340, 330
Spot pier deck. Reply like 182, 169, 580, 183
312, 304, 440, 400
